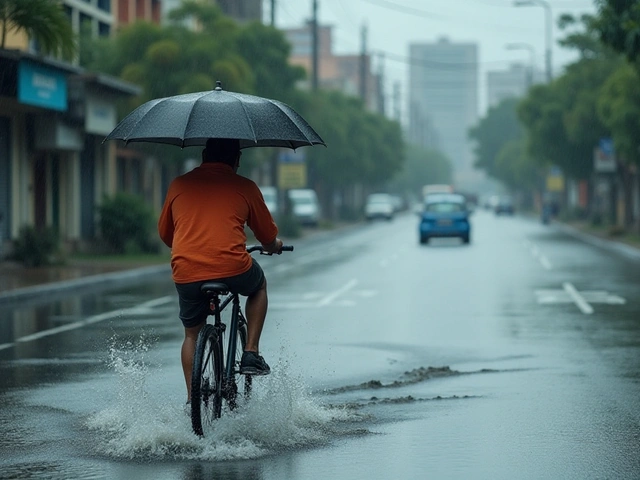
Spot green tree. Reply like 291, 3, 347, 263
0, 0, 76, 59
518, 54, 619, 180
597, 63, 640, 227
469, 97, 524, 180
596, 0, 640, 69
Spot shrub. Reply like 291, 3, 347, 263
12, 225, 59, 267
97, 193, 155, 254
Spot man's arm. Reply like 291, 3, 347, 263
262, 236, 283, 254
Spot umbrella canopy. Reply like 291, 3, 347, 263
103, 82, 325, 149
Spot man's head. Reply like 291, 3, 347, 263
202, 138, 241, 168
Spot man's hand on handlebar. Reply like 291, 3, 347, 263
262, 237, 284, 255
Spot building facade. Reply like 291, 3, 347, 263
408, 37, 479, 191
282, 24, 382, 114
0, 0, 168, 256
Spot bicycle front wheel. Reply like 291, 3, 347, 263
232, 312, 252, 406
191, 324, 223, 436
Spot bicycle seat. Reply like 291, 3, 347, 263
200, 282, 230, 296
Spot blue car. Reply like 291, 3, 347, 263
419, 193, 471, 244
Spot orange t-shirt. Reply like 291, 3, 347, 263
157, 162, 278, 284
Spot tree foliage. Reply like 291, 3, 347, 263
596, 0, 640, 68
469, 97, 524, 180
0, 0, 76, 60
597, 63, 640, 165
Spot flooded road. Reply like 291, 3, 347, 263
1, 210, 639, 479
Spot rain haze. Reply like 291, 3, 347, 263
273, 0, 597, 116
1, 1, 639, 479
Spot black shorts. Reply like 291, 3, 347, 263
174, 259, 265, 328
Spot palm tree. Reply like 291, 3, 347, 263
0, 0, 76, 60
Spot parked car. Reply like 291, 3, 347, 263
365, 193, 395, 221
259, 186, 278, 216
287, 188, 320, 227
419, 193, 471, 244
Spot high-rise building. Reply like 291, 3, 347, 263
408, 37, 479, 190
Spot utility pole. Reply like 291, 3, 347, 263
359, 23, 368, 104
311, 0, 319, 91
270, 0, 275, 26
514, 0, 552, 83
377, 52, 385, 116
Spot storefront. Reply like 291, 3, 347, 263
0, 49, 140, 255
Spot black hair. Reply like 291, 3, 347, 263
203, 138, 240, 166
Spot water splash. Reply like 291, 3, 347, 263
85, 338, 363, 460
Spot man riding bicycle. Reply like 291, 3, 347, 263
158, 138, 283, 402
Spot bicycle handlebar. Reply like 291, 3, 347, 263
247, 244, 294, 255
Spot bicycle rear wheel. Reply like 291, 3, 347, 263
228, 312, 252, 410
191, 324, 223, 436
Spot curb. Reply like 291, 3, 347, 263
0, 264, 170, 306
555, 222, 640, 261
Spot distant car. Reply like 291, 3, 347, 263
495, 196, 515, 215
419, 193, 471, 244
365, 193, 395, 220
288, 188, 320, 227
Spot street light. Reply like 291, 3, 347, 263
514, 0, 552, 83
506, 42, 536, 88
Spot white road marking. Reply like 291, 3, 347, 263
526, 240, 552, 270
539, 255, 553, 270
0, 296, 174, 350
563, 282, 594, 314
535, 285, 625, 314
317, 279, 358, 307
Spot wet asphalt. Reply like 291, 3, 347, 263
0, 210, 639, 479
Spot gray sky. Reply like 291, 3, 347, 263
273, 0, 597, 117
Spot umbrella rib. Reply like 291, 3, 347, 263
120, 98, 167, 142
266, 98, 317, 147
226, 92, 258, 143
182, 92, 209, 148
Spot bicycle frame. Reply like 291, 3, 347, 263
208, 290, 242, 386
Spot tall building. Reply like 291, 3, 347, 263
408, 37, 479, 191
487, 63, 529, 109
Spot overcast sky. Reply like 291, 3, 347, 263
272, 0, 597, 117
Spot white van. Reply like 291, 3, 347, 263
287, 188, 320, 227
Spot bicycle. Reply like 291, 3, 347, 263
190, 244, 293, 436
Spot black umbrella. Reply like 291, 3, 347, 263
103, 82, 325, 149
